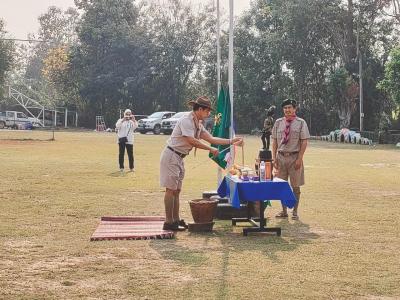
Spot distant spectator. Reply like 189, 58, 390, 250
115, 109, 138, 172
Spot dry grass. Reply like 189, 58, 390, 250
0, 130, 399, 300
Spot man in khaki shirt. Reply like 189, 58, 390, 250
271, 99, 310, 220
160, 96, 243, 231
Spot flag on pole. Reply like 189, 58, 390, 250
209, 87, 232, 169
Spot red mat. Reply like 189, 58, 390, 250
90, 216, 175, 241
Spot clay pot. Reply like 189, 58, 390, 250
189, 198, 218, 223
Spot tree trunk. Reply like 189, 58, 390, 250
338, 99, 352, 128
338, 110, 351, 129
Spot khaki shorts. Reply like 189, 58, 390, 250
275, 152, 305, 187
160, 147, 185, 190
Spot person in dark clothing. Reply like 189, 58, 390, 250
261, 105, 275, 150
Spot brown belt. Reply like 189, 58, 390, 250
278, 151, 298, 157
167, 146, 187, 158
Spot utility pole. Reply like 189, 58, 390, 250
357, 16, 364, 132
359, 52, 363, 132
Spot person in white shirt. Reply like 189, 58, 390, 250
115, 109, 138, 172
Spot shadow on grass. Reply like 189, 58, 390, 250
214, 219, 320, 299
149, 238, 208, 266
149, 218, 320, 299
108, 171, 126, 177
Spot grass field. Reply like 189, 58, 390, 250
0, 130, 399, 300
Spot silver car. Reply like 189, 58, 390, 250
137, 111, 175, 134
161, 111, 190, 135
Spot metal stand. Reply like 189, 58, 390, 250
232, 200, 281, 236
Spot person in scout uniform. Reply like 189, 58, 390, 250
160, 96, 243, 231
261, 105, 276, 150
271, 99, 310, 220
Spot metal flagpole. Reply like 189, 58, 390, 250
216, 0, 223, 183
217, 0, 221, 94
228, 0, 234, 167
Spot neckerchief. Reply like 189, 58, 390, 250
281, 114, 297, 145
191, 112, 202, 156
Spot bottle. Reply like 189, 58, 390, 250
265, 161, 272, 180
260, 161, 266, 182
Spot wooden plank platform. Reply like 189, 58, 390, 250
90, 216, 175, 241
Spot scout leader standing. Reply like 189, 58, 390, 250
160, 96, 243, 231
271, 99, 310, 220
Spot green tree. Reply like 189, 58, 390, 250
231, 0, 396, 133
327, 67, 359, 128
378, 46, 400, 117
71, 0, 155, 126
232, 0, 341, 133
18, 6, 80, 110
141, 0, 216, 112
25, 6, 79, 81
0, 19, 14, 98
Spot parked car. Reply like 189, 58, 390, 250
160, 112, 214, 135
161, 111, 190, 135
133, 114, 148, 121
137, 111, 175, 134
0, 111, 38, 129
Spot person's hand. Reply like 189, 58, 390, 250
231, 136, 244, 146
294, 158, 302, 170
210, 147, 219, 157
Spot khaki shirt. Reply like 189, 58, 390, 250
167, 112, 207, 155
271, 117, 310, 152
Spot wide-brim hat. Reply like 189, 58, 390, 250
281, 99, 297, 107
187, 96, 213, 110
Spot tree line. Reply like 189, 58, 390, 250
0, 0, 399, 133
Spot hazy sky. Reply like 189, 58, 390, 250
0, 0, 251, 40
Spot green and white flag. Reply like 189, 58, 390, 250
209, 87, 232, 169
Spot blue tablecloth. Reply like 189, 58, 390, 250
217, 176, 296, 209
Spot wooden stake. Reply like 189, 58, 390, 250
241, 143, 244, 166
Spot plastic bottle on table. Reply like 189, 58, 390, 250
266, 161, 272, 180
260, 161, 266, 182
